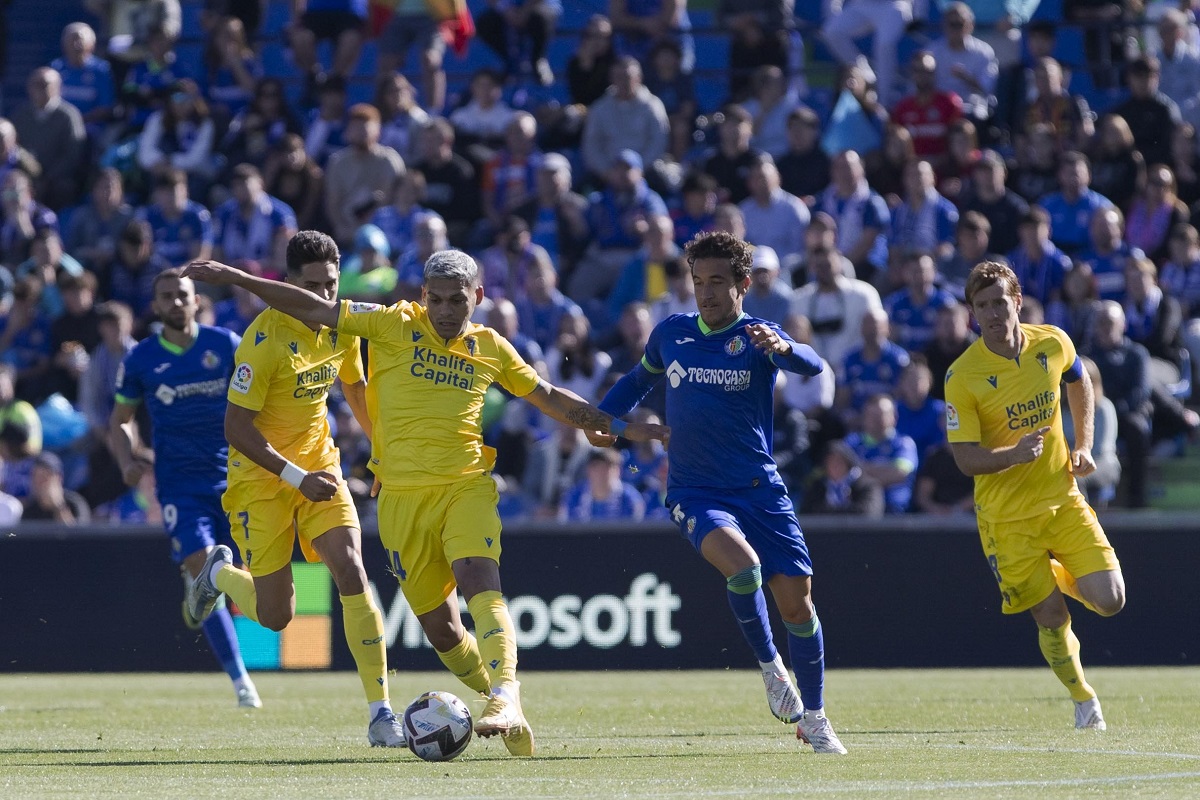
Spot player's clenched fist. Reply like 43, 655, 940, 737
299, 469, 340, 502
181, 259, 241, 286
1070, 448, 1097, 478
1012, 425, 1051, 464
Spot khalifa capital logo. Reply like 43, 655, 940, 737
724, 335, 747, 356
666, 360, 688, 388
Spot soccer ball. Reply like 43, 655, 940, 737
402, 691, 473, 761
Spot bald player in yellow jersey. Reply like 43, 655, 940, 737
185, 231, 405, 747
184, 249, 669, 757
945, 261, 1126, 731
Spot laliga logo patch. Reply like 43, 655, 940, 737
946, 402, 960, 431
725, 335, 747, 356
231, 362, 253, 394
349, 301, 381, 314
202, 349, 220, 370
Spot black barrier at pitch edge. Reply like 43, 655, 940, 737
1, 516, 1197, 672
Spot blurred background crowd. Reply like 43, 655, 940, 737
1, 0, 1199, 529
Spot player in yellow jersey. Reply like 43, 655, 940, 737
183, 249, 669, 757
945, 261, 1125, 731
184, 231, 405, 747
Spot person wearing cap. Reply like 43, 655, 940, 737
339, 224, 397, 303
572, 148, 668, 303
1113, 55, 1182, 168
20, 450, 89, 524
558, 446, 646, 522
959, 149, 1029, 254
213, 164, 298, 272
514, 151, 590, 274
801, 439, 885, 517
742, 244, 793, 326
739, 153, 809, 279
140, 168, 214, 268
580, 56, 669, 181
324, 102, 406, 246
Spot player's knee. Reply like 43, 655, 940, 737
1092, 590, 1125, 617
258, 606, 295, 632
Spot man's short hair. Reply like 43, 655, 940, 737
285, 230, 340, 275
964, 261, 1022, 306
684, 231, 753, 282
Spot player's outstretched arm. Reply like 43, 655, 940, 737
182, 260, 340, 329
949, 426, 1051, 476
225, 402, 340, 502
523, 381, 670, 445
746, 322, 823, 376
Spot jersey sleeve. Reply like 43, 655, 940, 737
640, 318, 667, 373
338, 334, 366, 384
227, 320, 275, 412
494, 333, 542, 398
114, 351, 142, 405
944, 368, 981, 443
1054, 326, 1079, 379
336, 299, 404, 342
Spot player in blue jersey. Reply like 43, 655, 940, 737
594, 231, 848, 754
108, 268, 259, 708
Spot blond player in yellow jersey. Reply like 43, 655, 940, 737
185, 231, 406, 747
945, 261, 1125, 731
183, 249, 669, 757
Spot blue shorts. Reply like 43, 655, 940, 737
666, 483, 812, 579
160, 494, 233, 564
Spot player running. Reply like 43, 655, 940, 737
946, 261, 1125, 730
109, 268, 260, 708
594, 231, 848, 754
182, 249, 669, 758
184, 231, 404, 747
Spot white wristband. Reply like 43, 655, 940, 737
280, 461, 306, 489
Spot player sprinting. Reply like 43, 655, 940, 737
108, 269, 260, 709
946, 261, 1125, 730
594, 231, 848, 754
184, 231, 405, 747
182, 249, 669, 758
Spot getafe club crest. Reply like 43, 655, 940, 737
686, 516, 696, 534
724, 335, 746, 356
201, 350, 220, 370
1036, 351, 1048, 373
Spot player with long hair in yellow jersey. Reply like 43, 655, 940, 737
945, 261, 1125, 731
183, 249, 669, 757
185, 231, 404, 747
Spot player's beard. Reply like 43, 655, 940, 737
160, 310, 190, 332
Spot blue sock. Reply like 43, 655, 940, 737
726, 565, 777, 664
785, 615, 825, 712
202, 605, 248, 681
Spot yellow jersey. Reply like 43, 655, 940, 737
336, 299, 541, 489
944, 323, 1082, 523
227, 307, 365, 482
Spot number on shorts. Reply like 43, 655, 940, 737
987, 554, 1002, 584
237, 511, 250, 539
387, 549, 407, 581
162, 504, 177, 532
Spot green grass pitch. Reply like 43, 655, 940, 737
3, 668, 1200, 799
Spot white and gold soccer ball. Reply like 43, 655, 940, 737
402, 691, 473, 761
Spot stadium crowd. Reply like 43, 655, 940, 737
1, 0, 1199, 527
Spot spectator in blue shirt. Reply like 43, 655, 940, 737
514, 252, 583, 354
212, 259, 267, 335
739, 153, 810, 278
369, 169, 428, 259
894, 359, 945, 467
304, 76, 348, 169
199, 17, 262, 124
51, 23, 115, 135
558, 446, 647, 523
1077, 206, 1145, 301
138, 168, 214, 267
608, 213, 678, 324
121, 28, 189, 130
213, 163, 297, 269
0, 170, 58, 268
838, 307, 910, 426
884, 252, 957, 353
889, 160, 958, 261
107, 219, 172, 326
1007, 206, 1072, 314
846, 393, 919, 514
671, 171, 717, 248
817, 150, 891, 283
1038, 151, 1114, 256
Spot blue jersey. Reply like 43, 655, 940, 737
884, 287, 957, 352
114, 325, 240, 496
600, 312, 822, 493
50, 55, 114, 117
841, 342, 910, 408
1038, 190, 1112, 255
846, 431, 919, 513
140, 201, 214, 267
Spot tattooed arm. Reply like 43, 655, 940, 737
522, 381, 670, 445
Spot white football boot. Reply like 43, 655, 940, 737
797, 710, 848, 754
762, 669, 803, 723
1074, 697, 1107, 731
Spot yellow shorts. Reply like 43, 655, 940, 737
376, 474, 503, 616
223, 477, 360, 577
977, 494, 1120, 615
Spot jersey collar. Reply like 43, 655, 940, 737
696, 312, 746, 336
157, 322, 200, 355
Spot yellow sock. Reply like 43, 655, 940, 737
1038, 618, 1096, 702
216, 566, 259, 623
1050, 559, 1098, 613
341, 591, 389, 704
436, 631, 492, 696
466, 590, 517, 691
